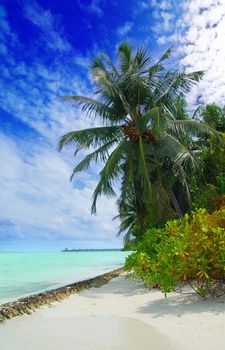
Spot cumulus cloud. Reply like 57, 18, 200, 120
0, 5, 121, 247
151, 0, 225, 108
148, 0, 182, 35
179, 0, 225, 107
0, 132, 118, 243
0, 4, 95, 143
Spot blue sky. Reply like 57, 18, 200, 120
1, 0, 225, 251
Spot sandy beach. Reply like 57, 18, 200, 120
0, 273, 224, 350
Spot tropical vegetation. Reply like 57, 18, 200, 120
59, 42, 225, 297
125, 207, 225, 297
59, 43, 216, 235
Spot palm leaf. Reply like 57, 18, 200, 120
101, 52, 119, 76
168, 119, 219, 139
70, 140, 116, 181
117, 42, 132, 73
138, 136, 152, 203
156, 71, 204, 102
91, 139, 129, 213
58, 126, 122, 151
158, 47, 174, 64
160, 133, 198, 171
62, 95, 119, 122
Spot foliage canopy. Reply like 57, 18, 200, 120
59, 42, 217, 238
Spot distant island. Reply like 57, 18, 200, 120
61, 248, 122, 252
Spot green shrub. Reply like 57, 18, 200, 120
125, 252, 151, 281
192, 184, 218, 211
125, 227, 166, 280
191, 133, 225, 212
125, 208, 225, 297
216, 175, 225, 195
122, 239, 137, 251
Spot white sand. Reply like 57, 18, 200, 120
0, 274, 224, 350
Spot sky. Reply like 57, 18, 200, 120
0, 0, 225, 251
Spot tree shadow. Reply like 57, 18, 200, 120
82, 276, 225, 318
81, 275, 150, 299
137, 293, 225, 318
76, 274, 225, 319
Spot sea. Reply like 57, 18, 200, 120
0, 251, 129, 304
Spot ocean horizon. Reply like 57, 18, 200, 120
0, 251, 129, 304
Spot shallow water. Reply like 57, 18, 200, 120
0, 251, 129, 303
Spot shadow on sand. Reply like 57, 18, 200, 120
84, 275, 225, 317
137, 293, 225, 318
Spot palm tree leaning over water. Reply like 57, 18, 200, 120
59, 43, 216, 237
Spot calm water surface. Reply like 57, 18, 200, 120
0, 251, 129, 303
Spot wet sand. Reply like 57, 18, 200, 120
0, 274, 224, 350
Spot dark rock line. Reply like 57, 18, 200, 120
0, 268, 123, 323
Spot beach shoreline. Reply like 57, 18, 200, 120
0, 267, 123, 323
0, 273, 224, 350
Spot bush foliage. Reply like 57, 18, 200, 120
125, 208, 225, 297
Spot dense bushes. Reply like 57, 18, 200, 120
192, 133, 225, 211
125, 208, 225, 297
125, 228, 166, 279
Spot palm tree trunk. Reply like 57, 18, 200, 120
170, 190, 183, 218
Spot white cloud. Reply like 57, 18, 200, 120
77, 0, 104, 17
0, 5, 122, 246
160, 11, 174, 31
151, 0, 225, 108
0, 5, 18, 46
117, 22, 134, 36
23, 0, 71, 52
179, 0, 225, 107
0, 132, 119, 242
148, 0, 182, 35
0, 5, 10, 36
0, 3, 98, 144
0, 40, 92, 144
159, 1, 172, 11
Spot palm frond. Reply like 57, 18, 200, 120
167, 119, 219, 139
101, 52, 119, 76
156, 71, 204, 102
148, 63, 164, 78
58, 126, 122, 151
117, 42, 132, 73
139, 107, 161, 136
133, 45, 152, 71
158, 47, 174, 64
91, 177, 116, 214
70, 141, 116, 181
138, 136, 152, 203
91, 139, 129, 213
93, 71, 135, 119
175, 166, 191, 208
62, 95, 120, 122
91, 56, 107, 72
160, 133, 198, 171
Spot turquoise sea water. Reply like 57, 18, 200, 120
0, 251, 129, 304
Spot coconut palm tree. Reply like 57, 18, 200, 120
59, 43, 216, 235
